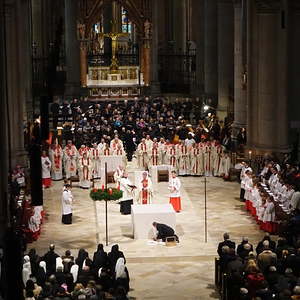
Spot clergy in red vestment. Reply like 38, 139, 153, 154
138, 171, 153, 204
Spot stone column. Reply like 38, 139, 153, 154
232, 0, 247, 142
173, 0, 187, 52
204, 0, 218, 106
5, 1, 28, 167
191, 0, 205, 95
64, 0, 80, 95
217, 0, 234, 120
247, 0, 289, 153
79, 43, 88, 87
150, 0, 161, 94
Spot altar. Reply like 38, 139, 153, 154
131, 204, 176, 239
87, 65, 144, 99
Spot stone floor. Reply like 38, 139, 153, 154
30, 165, 267, 299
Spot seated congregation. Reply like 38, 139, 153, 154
22, 244, 129, 300
217, 229, 300, 300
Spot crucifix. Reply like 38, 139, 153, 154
99, 20, 129, 73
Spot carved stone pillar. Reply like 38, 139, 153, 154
150, 0, 161, 94
217, 0, 234, 120
64, 0, 80, 95
247, 0, 289, 153
191, 0, 205, 95
79, 43, 88, 87
204, 0, 218, 106
5, 1, 28, 167
232, 0, 247, 143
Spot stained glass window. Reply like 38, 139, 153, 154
121, 7, 132, 34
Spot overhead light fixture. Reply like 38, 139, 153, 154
203, 105, 209, 111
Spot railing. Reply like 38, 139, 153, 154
215, 258, 229, 300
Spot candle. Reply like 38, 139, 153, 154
117, 185, 120, 191
248, 150, 252, 160
108, 188, 112, 195
102, 185, 104, 191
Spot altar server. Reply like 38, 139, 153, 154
62, 184, 73, 224
168, 171, 181, 212
138, 171, 153, 204
41, 150, 52, 188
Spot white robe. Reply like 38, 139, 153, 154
219, 155, 231, 177
78, 157, 92, 188
178, 145, 190, 175
137, 143, 148, 169
91, 148, 101, 179
62, 189, 73, 215
119, 177, 134, 201
190, 147, 204, 176
63, 145, 78, 178
263, 201, 275, 222
41, 156, 52, 179
49, 146, 63, 180
169, 177, 181, 198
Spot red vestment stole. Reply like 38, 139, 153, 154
82, 158, 89, 179
141, 144, 146, 166
205, 144, 211, 171
170, 148, 176, 167
54, 146, 61, 170
152, 148, 158, 165
181, 145, 187, 169
66, 146, 76, 171
141, 179, 148, 204
193, 148, 199, 173
104, 149, 110, 156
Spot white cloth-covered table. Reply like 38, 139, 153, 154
149, 165, 172, 184
131, 204, 176, 239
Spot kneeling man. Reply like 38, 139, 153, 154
152, 222, 179, 242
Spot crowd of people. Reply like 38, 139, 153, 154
50, 96, 234, 157
22, 244, 129, 300
217, 231, 300, 300
239, 157, 300, 235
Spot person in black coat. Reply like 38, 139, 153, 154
107, 245, 125, 270
256, 234, 276, 255
217, 233, 236, 257
42, 244, 59, 275
92, 244, 108, 272
152, 222, 179, 242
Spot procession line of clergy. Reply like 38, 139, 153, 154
241, 163, 298, 234
136, 137, 231, 178
43, 136, 126, 189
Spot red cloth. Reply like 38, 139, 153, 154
170, 197, 181, 212
42, 178, 51, 188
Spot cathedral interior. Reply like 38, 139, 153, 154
1, 0, 300, 299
